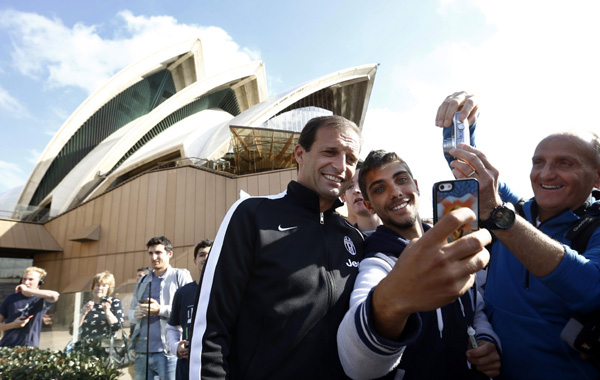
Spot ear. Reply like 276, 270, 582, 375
364, 199, 376, 215
414, 179, 420, 195
294, 144, 305, 167
340, 193, 347, 202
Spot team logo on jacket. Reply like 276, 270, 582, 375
344, 236, 357, 255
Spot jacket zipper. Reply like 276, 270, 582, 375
320, 211, 334, 309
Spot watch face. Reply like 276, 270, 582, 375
494, 205, 515, 228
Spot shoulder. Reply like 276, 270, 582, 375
175, 281, 197, 293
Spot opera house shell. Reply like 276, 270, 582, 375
1, 37, 377, 293
15, 38, 377, 220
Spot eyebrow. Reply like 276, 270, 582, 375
367, 170, 409, 192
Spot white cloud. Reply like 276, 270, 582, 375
0, 85, 27, 116
0, 9, 261, 95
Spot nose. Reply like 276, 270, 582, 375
331, 155, 346, 174
391, 183, 404, 199
539, 163, 556, 179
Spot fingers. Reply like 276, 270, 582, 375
451, 231, 491, 275
426, 207, 484, 249
435, 91, 477, 128
467, 341, 501, 377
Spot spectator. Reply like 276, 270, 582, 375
340, 160, 381, 234
129, 236, 193, 380
438, 91, 600, 379
137, 267, 150, 282
77, 271, 124, 357
337, 150, 500, 379
0, 267, 59, 347
166, 239, 213, 380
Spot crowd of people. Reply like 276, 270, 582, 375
0, 91, 598, 380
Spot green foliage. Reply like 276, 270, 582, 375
0, 346, 121, 380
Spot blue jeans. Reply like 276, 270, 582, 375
134, 352, 177, 380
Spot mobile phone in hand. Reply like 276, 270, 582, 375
433, 178, 479, 242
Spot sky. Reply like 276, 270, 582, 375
1, 0, 599, 218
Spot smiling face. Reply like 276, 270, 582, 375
363, 161, 421, 239
341, 169, 372, 219
92, 282, 110, 301
530, 133, 600, 221
148, 244, 173, 274
295, 125, 360, 211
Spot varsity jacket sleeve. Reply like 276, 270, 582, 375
189, 198, 259, 380
471, 289, 502, 353
166, 323, 182, 356
337, 254, 422, 380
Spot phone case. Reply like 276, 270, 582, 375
433, 178, 479, 242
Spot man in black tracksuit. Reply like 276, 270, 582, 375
189, 116, 365, 379
189, 115, 494, 380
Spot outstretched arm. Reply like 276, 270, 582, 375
372, 207, 492, 339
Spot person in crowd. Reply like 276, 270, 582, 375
0, 266, 60, 347
136, 267, 150, 282
340, 160, 381, 234
129, 236, 193, 380
437, 91, 600, 379
166, 239, 213, 380
189, 115, 492, 379
337, 149, 501, 379
76, 271, 124, 356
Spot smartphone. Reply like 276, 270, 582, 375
433, 178, 479, 242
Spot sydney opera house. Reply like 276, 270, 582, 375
0, 38, 377, 294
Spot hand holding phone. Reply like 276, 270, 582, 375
433, 179, 479, 242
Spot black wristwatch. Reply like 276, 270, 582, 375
480, 203, 516, 230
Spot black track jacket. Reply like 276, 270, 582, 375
189, 181, 365, 380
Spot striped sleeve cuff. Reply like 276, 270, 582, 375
354, 288, 422, 355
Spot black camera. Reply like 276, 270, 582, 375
443, 112, 470, 157
100, 297, 109, 303
561, 311, 600, 360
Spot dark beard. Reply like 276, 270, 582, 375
387, 213, 418, 231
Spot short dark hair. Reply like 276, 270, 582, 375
194, 239, 213, 260
356, 159, 364, 170
359, 150, 414, 201
146, 236, 173, 252
297, 115, 360, 152
137, 267, 150, 273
